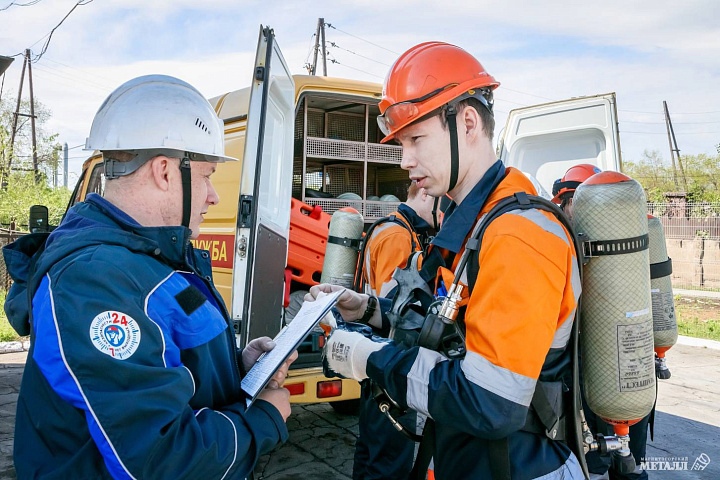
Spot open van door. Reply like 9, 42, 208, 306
498, 93, 622, 195
231, 26, 295, 347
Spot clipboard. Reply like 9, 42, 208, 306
241, 288, 345, 407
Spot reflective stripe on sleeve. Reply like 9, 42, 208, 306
461, 350, 536, 407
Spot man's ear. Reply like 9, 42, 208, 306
461, 104, 480, 140
148, 155, 173, 191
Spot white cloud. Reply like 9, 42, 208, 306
1, 0, 718, 182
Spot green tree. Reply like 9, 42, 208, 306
622, 150, 676, 202
0, 171, 70, 228
624, 149, 720, 206
1, 94, 70, 228
1, 94, 60, 185
681, 153, 720, 203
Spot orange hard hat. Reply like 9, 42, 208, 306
377, 42, 499, 143
551, 164, 602, 204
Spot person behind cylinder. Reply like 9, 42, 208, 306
552, 164, 651, 480
307, 42, 585, 479
3, 75, 296, 479
353, 180, 438, 480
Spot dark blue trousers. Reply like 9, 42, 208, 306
353, 381, 417, 480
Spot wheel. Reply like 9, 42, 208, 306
330, 398, 361, 415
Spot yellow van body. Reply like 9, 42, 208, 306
71, 74, 408, 407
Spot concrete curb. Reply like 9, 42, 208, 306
0, 340, 30, 354
677, 334, 720, 350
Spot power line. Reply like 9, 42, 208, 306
21, 0, 95, 63
620, 108, 720, 115
0, 0, 42, 11
324, 22, 400, 56
39, 56, 116, 85
622, 119, 720, 125
31, 63, 108, 94
500, 87, 555, 102
325, 54, 385, 80
622, 130, 720, 135
327, 41, 392, 68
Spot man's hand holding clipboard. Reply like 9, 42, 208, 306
241, 288, 346, 408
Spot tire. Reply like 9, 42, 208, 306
330, 398, 361, 416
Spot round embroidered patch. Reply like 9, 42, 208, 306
89, 311, 141, 360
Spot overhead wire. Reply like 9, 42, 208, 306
0, 0, 42, 11
320, 21, 393, 79
327, 41, 392, 68
25, 0, 95, 63
324, 23, 400, 56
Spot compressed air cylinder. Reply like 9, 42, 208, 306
573, 172, 656, 425
320, 207, 364, 288
648, 215, 678, 379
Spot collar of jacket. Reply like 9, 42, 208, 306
38, 193, 195, 275
397, 203, 432, 234
432, 159, 505, 253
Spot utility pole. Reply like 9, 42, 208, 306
63, 142, 68, 188
8, 49, 39, 183
663, 101, 687, 192
320, 19, 327, 76
309, 18, 328, 76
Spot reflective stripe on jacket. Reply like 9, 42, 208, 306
367, 167, 583, 479
362, 208, 422, 298
7, 194, 288, 479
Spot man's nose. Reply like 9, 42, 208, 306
208, 181, 220, 205
400, 148, 415, 171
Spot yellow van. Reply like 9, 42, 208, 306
67, 27, 409, 411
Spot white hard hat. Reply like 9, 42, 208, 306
85, 75, 236, 164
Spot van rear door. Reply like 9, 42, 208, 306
232, 26, 295, 347
498, 93, 622, 195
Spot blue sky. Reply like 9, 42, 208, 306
2, 0, 719, 186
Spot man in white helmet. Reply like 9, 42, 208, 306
4, 75, 295, 479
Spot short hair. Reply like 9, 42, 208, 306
440, 97, 495, 139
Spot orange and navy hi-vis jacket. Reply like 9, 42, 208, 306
366, 161, 584, 479
362, 203, 430, 298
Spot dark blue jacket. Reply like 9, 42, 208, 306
367, 165, 584, 479
4, 194, 287, 479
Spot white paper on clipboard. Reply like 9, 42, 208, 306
241, 288, 345, 407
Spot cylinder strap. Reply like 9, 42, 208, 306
650, 257, 673, 279
327, 235, 362, 249
582, 233, 649, 258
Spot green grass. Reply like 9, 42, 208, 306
0, 289, 21, 342
677, 318, 720, 341
675, 296, 720, 342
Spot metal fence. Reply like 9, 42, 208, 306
0, 229, 25, 291
647, 202, 720, 291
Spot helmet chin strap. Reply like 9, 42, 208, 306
445, 104, 460, 193
180, 155, 192, 230
431, 196, 440, 231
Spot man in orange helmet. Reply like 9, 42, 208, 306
553, 164, 650, 480
353, 181, 438, 480
309, 41, 584, 479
